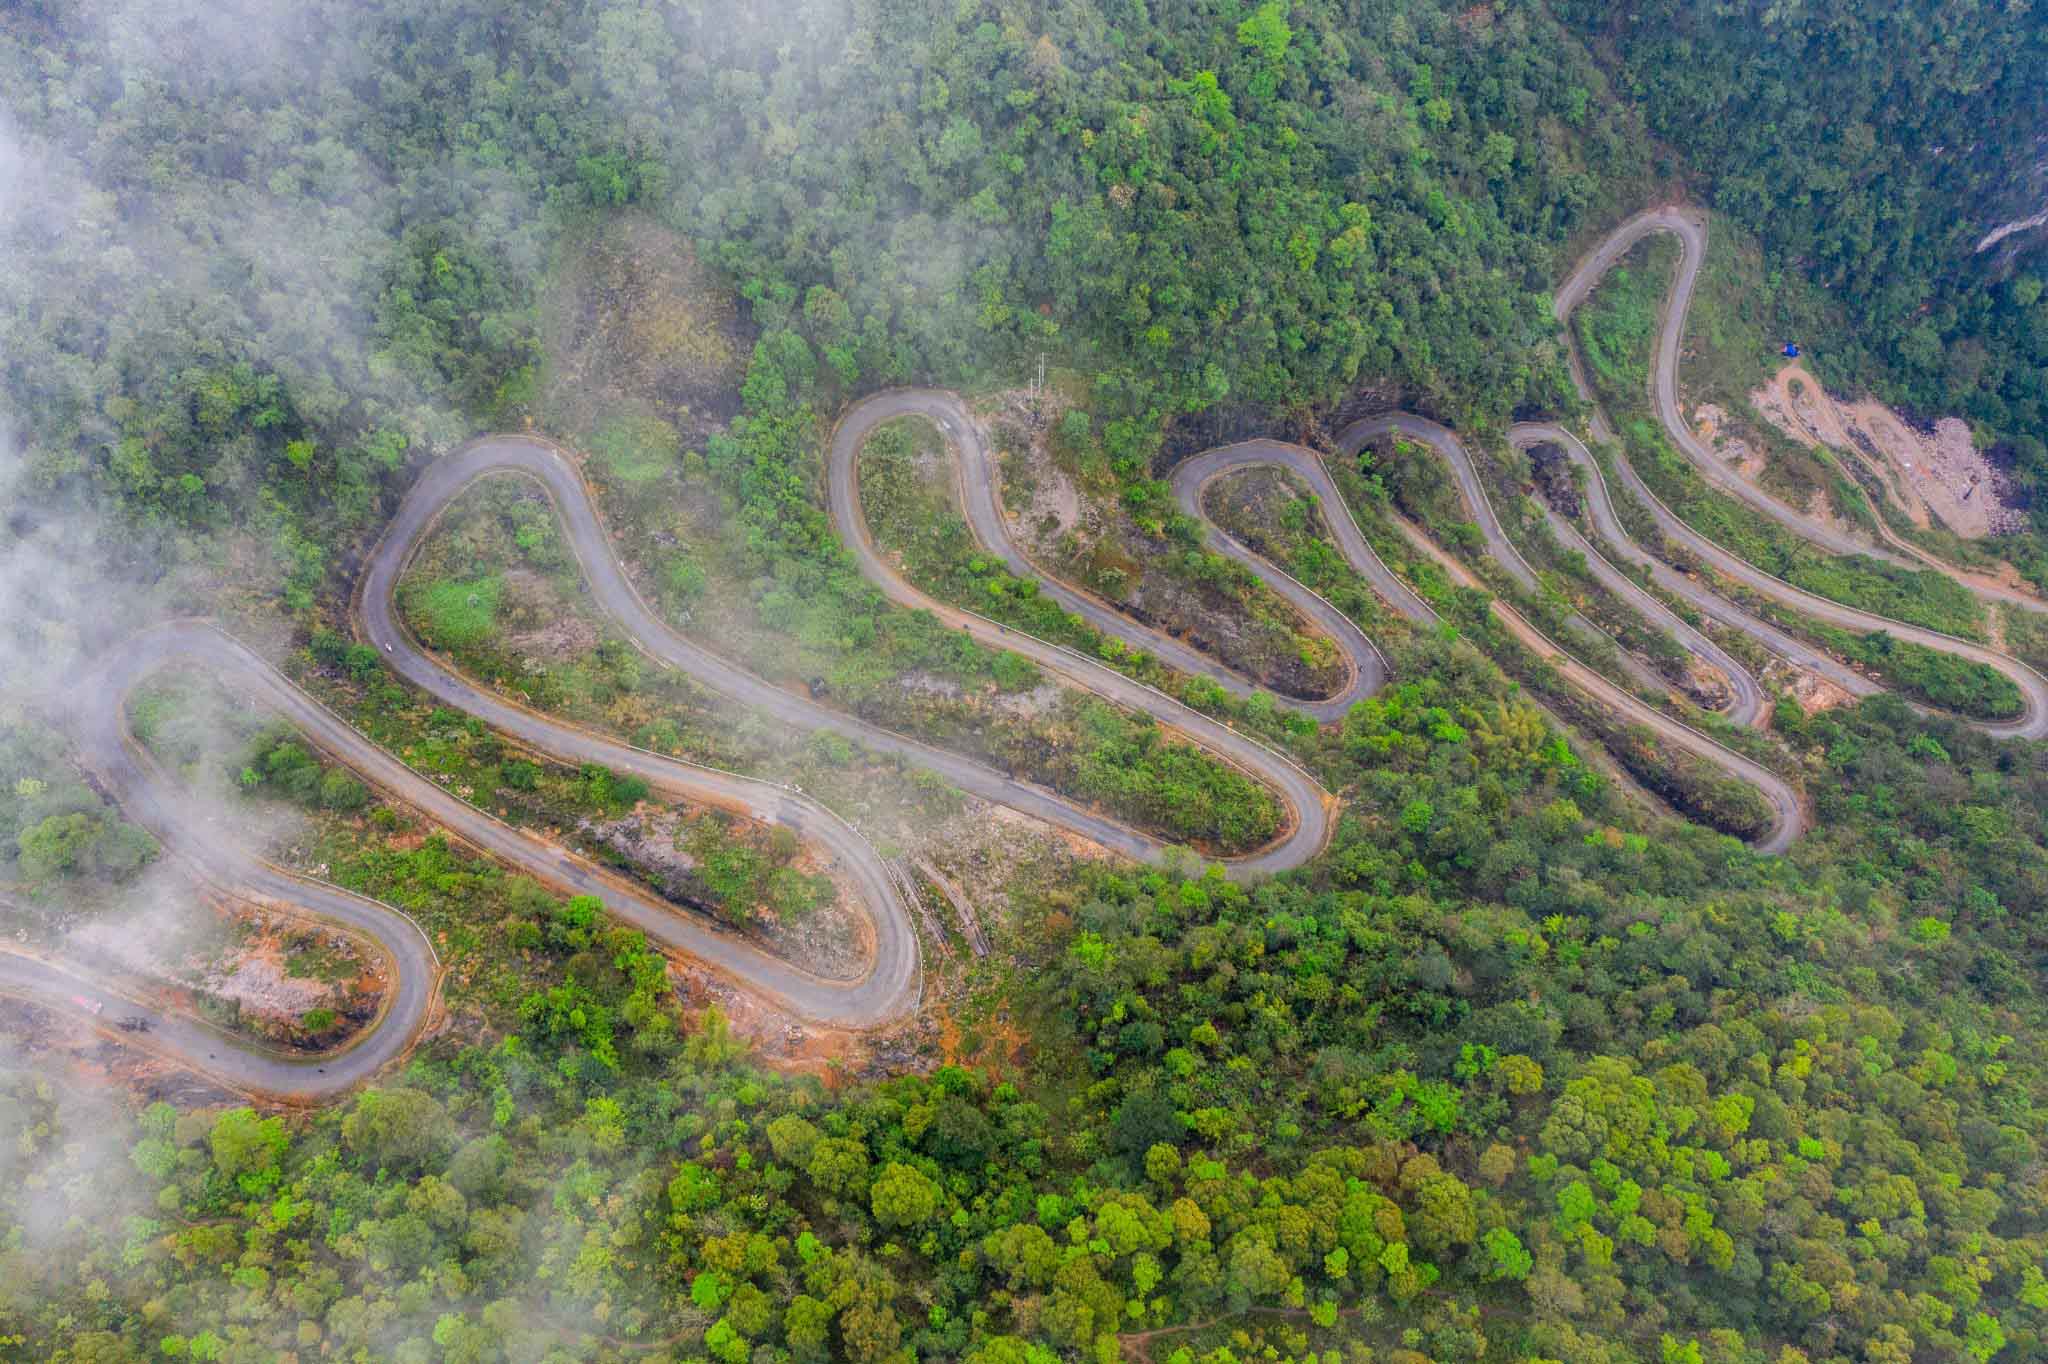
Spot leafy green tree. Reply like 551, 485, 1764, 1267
869, 1162, 940, 1229
341, 1088, 456, 1174
208, 1108, 289, 1197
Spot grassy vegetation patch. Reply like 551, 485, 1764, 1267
684, 816, 833, 924
1807, 627, 2024, 721
590, 411, 682, 485
404, 574, 505, 649
1067, 701, 1279, 852
1576, 255, 1663, 393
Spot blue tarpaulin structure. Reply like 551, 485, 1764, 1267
1783, 342, 1801, 358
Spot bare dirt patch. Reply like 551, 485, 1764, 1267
501, 570, 603, 661
1690, 403, 1767, 480
986, 391, 1084, 542
0, 996, 240, 1108
1751, 363, 2023, 539
920, 799, 1108, 928
541, 214, 750, 447
204, 935, 344, 1021
1763, 658, 1855, 717
989, 680, 1063, 722
666, 968, 944, 1087
67, 897, 383, 1051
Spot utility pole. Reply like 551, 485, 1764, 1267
1031, 352, 1047, 428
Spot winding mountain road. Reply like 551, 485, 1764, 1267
1322, 417, 1805, 851
820, 393, 1336, 872
1548, 208, 2048, 742
840, 394, 1806, 851
30, 420, 1345, 1096
1511, 429, 1768, 726
1164, 428, 1803, 849
1560, 207, 2048, 616
828, 390, 1383, 724
58, 612, 922, 1098
1555, 208, 1917, 569
1512, 426, 1775, 728
29, 203, 2047, 1101
372, 438, 1332, 877
1168, 437, 1434, 628
1339, 415, 1669, 699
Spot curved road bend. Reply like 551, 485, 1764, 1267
50, 618, 928, 1100
1149, 431, 1801, 851
827, 390, 1383, 723
1554, 210, 2048, 741
815, 399, 1336, 871
826, 399, 1779, 845
0, 942, 396, 1105
396, 438, 1333, 876
1167, 438, 1438, 630
1389, 503, 1804, 852
1516, 422, 1878, 716
1507, 425, 1769, 728
1339, 414, 1672, 700
1560, 204, 2048, 613
1553, 207, 1916, 568
52, 622, 440, 1102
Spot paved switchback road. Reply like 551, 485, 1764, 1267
1552, 208, 1911, 566
53, 204, 2027, 1099
1339, 414, 1672, 700
1167, 431, 1801, 848
55, 616, 922, 1099
1558, 205, 2048, 614
828, 390, 1385, 724
1552, 209, 2048, 742
1167, 437, 1436, 629
58, 624, 441, 1102
1330, 418, 1805, 850
821, 394, 1336, 874
27, 415, 1366, 1098
833, 389, 1812, 852
1510, 429, 1769, 726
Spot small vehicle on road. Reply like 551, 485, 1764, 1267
70, 995, 103, 1016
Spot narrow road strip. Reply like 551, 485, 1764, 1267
1552, 208, 2048, 741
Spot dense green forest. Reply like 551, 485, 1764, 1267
0, 0, 1656, 662
1556, 0, 2048, 512
4, 0, 2048, 1362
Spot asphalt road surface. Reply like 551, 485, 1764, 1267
31, 206, 2045, 1100
1550, 209, 2048, 742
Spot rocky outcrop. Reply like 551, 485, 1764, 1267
1976, 133, 2048, 271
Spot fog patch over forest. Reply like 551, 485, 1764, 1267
4, 4, 2048, 1363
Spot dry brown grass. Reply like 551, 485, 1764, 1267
540, 215, 749, 444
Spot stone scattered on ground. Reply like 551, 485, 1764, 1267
1749, 363, 2023, 539
1690, 402, 1768, 480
